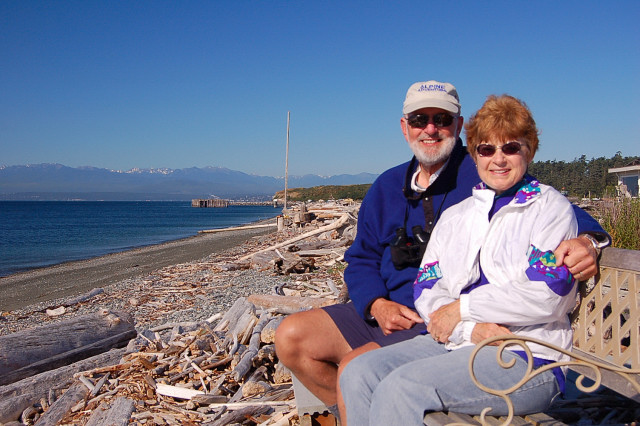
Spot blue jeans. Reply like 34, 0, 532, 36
340, 334, 560, 426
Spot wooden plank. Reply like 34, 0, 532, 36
499, 415, 531, 425
600, 247, 640, 272
238, 213, 351, 262
295, 249, 343, 257
569, 349, 640, 403
35, 381, 89, 426
199, 223, 276, 233
247, 294, 336, 314
473, 415, 503, 425
446, 412, 481, 424
523, 412, 567, 425
156, 383, 204, 400
213, 296, 255, 332
423, 411, 457, 425
85, 397, 135, 426
206, 405, 271, 426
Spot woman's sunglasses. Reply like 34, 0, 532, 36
476, 141, 524, 157
406, 113, 455, 128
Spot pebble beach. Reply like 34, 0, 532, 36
0, 219, 285, 336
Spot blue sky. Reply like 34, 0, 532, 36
1, 1, 638, 177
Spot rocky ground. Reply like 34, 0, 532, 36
0, 201, 357, 425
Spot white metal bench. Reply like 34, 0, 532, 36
424, 246, 640, 425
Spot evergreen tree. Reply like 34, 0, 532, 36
529, 153, 639, 197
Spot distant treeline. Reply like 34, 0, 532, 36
276, 153, 638, 202
529, 152, 639, 198
275, 184, 372, 201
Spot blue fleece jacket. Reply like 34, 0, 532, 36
343, 139, 607, 320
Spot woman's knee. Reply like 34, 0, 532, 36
338, 342, 380, 377
339, 349, 387, 397
510, 372, 560, 414
339, 354, 369, 389
369, 374, 438, 424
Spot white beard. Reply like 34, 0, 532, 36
408, 134, 457, 167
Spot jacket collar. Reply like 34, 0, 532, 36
473, 176, 541, 206
403, 138, 467, 200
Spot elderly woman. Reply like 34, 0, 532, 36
338, 95, 578, 425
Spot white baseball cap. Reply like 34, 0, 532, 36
403, 81, 461, 115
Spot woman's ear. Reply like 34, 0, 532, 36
471, 152, 478, 166
527, 152, 535, 164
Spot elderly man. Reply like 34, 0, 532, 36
275, 81, 607, 418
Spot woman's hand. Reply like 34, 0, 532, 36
427, 300, 461, 343
471, 323, 513, 345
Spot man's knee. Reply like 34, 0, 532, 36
274, 313, 305, 360
276, 308, 351, 366
275, 309, 329, 357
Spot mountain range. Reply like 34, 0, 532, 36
0, 164, 379, 201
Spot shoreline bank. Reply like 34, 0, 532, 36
0, 218, 278, 311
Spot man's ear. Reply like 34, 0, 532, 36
455, 115, 464, 138
400, 117, 410, 141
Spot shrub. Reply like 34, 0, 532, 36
600, 198, 640, 250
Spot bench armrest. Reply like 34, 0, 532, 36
468, 335, 640, 426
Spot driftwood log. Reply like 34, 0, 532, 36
247, 294, 336, 314
85, 397, 136, 426
0, 309, 135, 386
260, 317, 283, 344
34, 381, 89, 426
0, 348, 126, 424
238, 213, 352, 262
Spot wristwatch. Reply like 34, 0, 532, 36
581, 234, 602, 256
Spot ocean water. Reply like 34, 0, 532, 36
0, 201, 280, 277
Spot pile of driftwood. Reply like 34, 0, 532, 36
0, 201, 358, 425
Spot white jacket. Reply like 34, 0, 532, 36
413, 180, 578, 361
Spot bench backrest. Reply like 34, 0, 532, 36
571, 246, 640, 402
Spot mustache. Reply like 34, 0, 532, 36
416, 135, 442, 142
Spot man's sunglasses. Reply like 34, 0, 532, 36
406, 113, 455, 128
476, 141, 525, 157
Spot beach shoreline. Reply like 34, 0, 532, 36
0, 218, 278, 311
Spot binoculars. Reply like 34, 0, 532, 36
390, 225, 431, 270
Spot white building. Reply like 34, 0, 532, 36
609, 160, 640, 197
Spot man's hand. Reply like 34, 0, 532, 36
369, 298, 423, 335
427, 300, 461, 343
471, 323, 513, 345
554, 235, 598, 281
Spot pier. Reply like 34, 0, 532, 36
191, 199, 229, 208
191, 199, 278, 207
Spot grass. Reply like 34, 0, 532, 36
598, 198, 640, 250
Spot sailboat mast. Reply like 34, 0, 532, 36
284, 111, 290, 211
